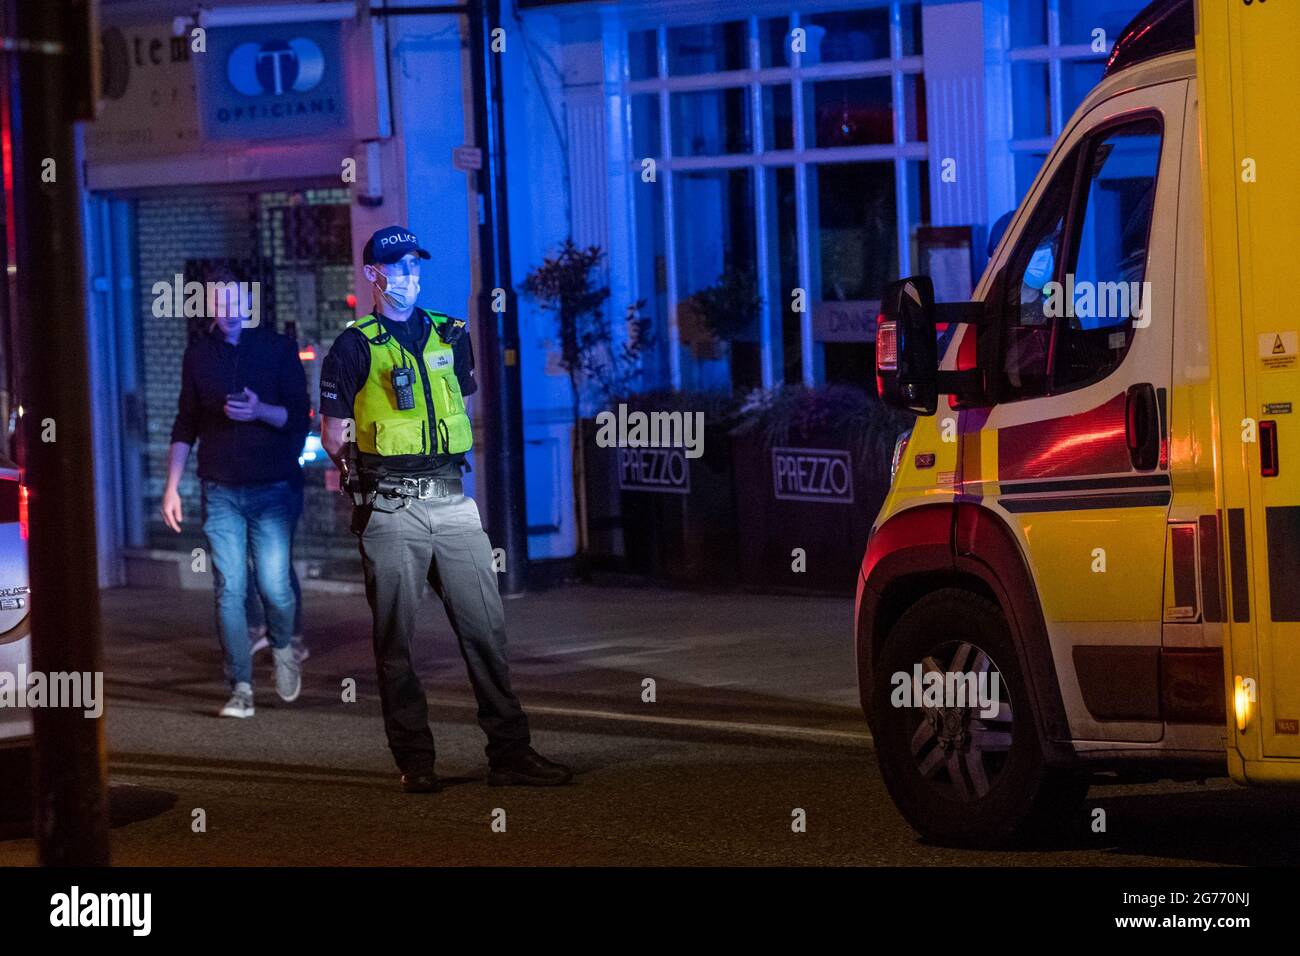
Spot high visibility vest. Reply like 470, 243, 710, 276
351, 310, 473, 457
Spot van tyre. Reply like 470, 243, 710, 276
872, 589, 1086, 848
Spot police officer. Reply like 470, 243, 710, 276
319, 225, 571, 793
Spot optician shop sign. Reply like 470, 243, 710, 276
771, 447, 854, 505
86, 21, 202, 162
196, 20, 348, 141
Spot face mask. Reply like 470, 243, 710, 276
377, 272, 420, 311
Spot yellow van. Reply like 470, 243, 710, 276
861, 0, 1298, 846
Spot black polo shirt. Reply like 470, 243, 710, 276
319, 310, 476, 478
170, 327, 310, 486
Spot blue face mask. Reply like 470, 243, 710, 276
377, 272, 420, 311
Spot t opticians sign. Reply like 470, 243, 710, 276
226, 39, 326, 96
771, 447, 854, 504
196, 20, 348, 141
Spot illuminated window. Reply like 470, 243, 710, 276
1007, 0, 1146, 202
622, 3, 926, 391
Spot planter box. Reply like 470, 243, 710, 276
729, 428, 892, 594
580, 420, 738, 586
580, 418, 625, 563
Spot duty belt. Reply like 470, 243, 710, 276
373, 476, 463, 500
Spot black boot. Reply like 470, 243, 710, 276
488, 748, 573, 787
400, 770, 442, 793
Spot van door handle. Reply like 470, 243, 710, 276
1126, 383, 1159, 471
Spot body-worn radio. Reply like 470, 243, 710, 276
391, 366, 416, 410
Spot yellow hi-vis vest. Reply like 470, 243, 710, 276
351, 310, 473, 457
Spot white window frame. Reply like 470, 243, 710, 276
621, 2, 926, 389
1007, 0, 1116, 174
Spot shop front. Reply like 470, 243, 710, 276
83, 1, 390, 585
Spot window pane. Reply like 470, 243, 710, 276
1014, 151, 1049, 204
631, 94, 660, 158
634, 174, 669, 386
765, 167, 802, 384
1012, 62, 1050, 139
761, 16, 791, 68
807, 77, 894, 148
1054, 120, 1161, 389
901, 3, 924, 56
762, 85, 793, 151
1009, 0, 1047, 47
670, 88, 751, 156
804, 9, 891, 64
628, 29, 658, 80
814, 161, 898, 303
667, 21, 747, 75
903, 73, 927, 142
1059, 0, 1141, 49
1062, 59, 1106, 117
1000, 151, 1076, 401
906, 158, 932, 272
674, 170, 757, 362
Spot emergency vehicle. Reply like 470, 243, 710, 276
0, 457, 30, 749
860, 0, 1300, 846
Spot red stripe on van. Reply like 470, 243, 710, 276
997, 393, 1131, 481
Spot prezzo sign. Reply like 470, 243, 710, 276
617, 447, 690, 495
771, 447, 854, 504
196, 21, 347, 141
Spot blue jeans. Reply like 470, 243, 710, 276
245, 482, 303, 635
201, 479, 296, 688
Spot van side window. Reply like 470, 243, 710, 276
996, 116, 1163, 401
1053, 118, 1162, 390
998, 152, 1077, 401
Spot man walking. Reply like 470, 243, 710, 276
319, 225, 570, 792
162, 263, 310, 717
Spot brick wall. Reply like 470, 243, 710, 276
137, 191, 259, 536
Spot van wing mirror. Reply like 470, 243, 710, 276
876, 276, 986, 416
876, 276, 940, 415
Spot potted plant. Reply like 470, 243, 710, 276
677, 266, 761, 382
520, 240, 652, 555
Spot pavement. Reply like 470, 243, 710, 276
2, 581, 1300, 866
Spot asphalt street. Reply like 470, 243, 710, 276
2, 581, 1299, 865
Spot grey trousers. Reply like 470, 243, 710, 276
357, 491, 530, 773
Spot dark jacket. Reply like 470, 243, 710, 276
170, 326, 310, 486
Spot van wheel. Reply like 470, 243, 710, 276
872, 588, 1086, 848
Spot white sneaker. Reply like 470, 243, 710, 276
254, 630, 307, 660
249, 625, 269, 655
272, 646, 301, 703
220, 683, 255, 718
